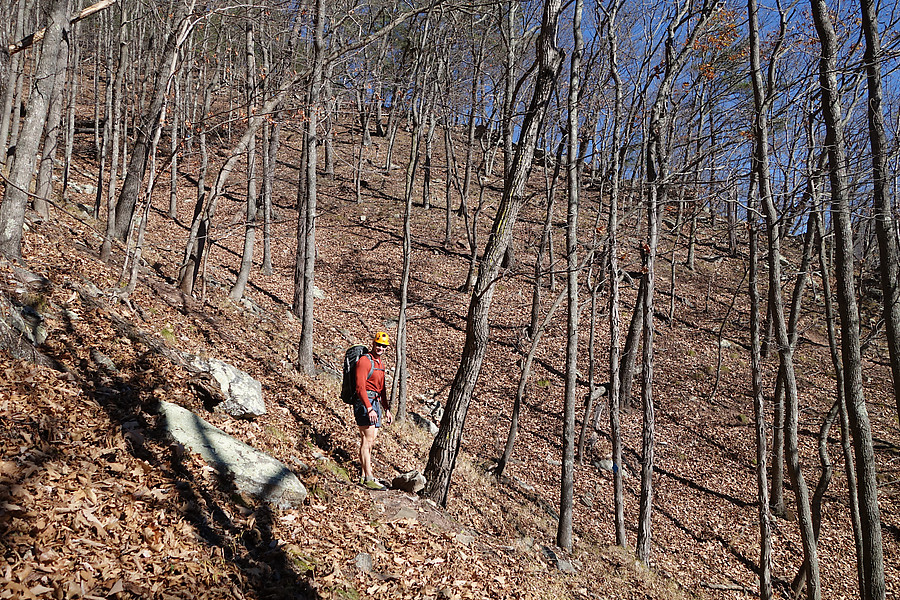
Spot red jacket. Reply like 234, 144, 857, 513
355, 353, 386, 410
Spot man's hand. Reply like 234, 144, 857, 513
368, 407, 377, 425
384, 409, 393, 426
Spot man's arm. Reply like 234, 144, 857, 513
355, 355, 373, 410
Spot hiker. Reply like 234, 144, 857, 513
355, 331, 393, 489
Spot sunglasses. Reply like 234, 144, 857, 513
374, 343, 389, 349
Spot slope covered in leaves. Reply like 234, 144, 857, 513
0, 208, 694, 600
1, 113, 898, 600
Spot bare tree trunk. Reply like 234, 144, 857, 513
620, 276, 645, 409
749, 1, 820, 597
61, 23, 79, 195
557, 0, 583, 551
423, 0, 564, 507
296, 0, 325, 375
637, 0, 717, 564
229, 23, 260, 303
814, 206, 865, 592
113, 1, 193, 240
458, 34, 485, 216
496, 286, 567, 480
442, 115, 457, 245
0, 0, 70, 260
605, 0, 627, 547
747, 169, 773, 600
92, 23, 111, 219
421, 105, 435, 210
392, 71, 429, 422
34, 36, 70, 218
180, 81, 293, 297
323, 60, 335, 177
0, 0, 28, 162
262, 117, 281, 276
168, 67, 181, 219
99, 23, 127, 262
460, 170, 487, 293
809, 0, 885, 597
529, 141, 564, 337
858, 0, 900, 427
179, 71, 213, 296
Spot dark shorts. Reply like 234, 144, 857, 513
354, 394, 383, 428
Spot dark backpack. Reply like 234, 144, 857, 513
340, 345, 373, 404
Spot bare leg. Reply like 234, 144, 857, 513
358, 425, 379, 481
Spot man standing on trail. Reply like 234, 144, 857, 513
355, 331, 393, 490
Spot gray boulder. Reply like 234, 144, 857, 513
408, 411, 439, 435
191, 356, 265, 418
6, 303, 47, 345
158, 401, 306, 509
424, 398, 444, 422
593, 456, 630, 478
391, 470, 426, 493
542, 546, 577, 574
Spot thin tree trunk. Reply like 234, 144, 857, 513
179, 72, 213, 296
529, 141, 564, 337
620, 277, 645, 409
422, 105, 435, 209
858, 0, 900, 427
637, 0, 716, 564
296, 0, 325, 375
100, 21, 127, 261
0, 0, 28, 163
496, 286, 568, 481
229, 22, 260, 302
605, 0, 627, 547
168, 67, 181, 219
61, 23, 79, 194
747, 169, 773, 600
392, 77, 428, 422
113, 1, 193, 240
557, 0, 583, 551
814, 206, 865, 592
749, 1, 820, 596
262, 117, 281, 276
808, 1, 885, 596
323, 60, 335, 177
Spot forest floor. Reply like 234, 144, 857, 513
1, 114, 899, 600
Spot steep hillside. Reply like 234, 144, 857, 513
1, 116, 898, 600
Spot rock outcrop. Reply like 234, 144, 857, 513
158, 401, 306, 509
190, 357, 266, 418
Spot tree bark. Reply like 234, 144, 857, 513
0, 0, 28, 161
296, 0, 325, 375
0, 0, 70, 260
423, 0, 564, 507
229, 22, 260, 302
749, 2, 821, 597
605, 0, 627, 548
620, 276, 645, 409
857, 0, 900, 428
112, 1, 193, 240
808, 0, 885, 597
557, 0, 583, 551
747, 169, 773, 600
637, 0, 717, 564
34, 36, 70, 218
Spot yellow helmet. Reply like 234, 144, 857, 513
373, 331, 390, 346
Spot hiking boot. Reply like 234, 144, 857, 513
362, 478, 386, 491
